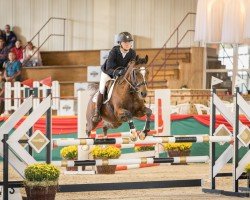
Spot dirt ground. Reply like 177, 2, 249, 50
1, 163, 249, 200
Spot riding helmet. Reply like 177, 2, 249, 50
117, 32, 133, 44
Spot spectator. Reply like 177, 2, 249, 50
0, 71, 5, 115
4, 25, 17, 50
0, 38, 8, 69
4, 52, 21, 82
23, 41, 42, 67
11, 40, 23, 62
0, 29, 5, 39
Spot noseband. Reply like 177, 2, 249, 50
123, 67, 148, 92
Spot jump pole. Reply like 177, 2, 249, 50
53, 156, 209, 167
53, 135, 233, 147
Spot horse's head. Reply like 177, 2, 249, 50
123, 55, 149, 99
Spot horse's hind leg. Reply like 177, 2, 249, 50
103, 126, 108, 138
139, 107, 152, 140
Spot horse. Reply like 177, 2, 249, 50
86, 55, 152, 141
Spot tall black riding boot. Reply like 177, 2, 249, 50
92, 92, 103, 123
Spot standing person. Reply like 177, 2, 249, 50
11, 40, 23, 62
23, 41, 42, 67
4, 25, 17, 50
0, 38, 8, 69
92, 31, 136, 122
4, 52, 21, 82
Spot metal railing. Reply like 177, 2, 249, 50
148, 12, 196, 88
23, 17, 66, 66
219, 44, 250, 79
29, 17, 66, 50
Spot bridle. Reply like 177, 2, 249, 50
123, 66, 148, 92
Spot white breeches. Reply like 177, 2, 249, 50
99, 72, 111, 94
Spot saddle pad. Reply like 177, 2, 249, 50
92, 79, 117, 104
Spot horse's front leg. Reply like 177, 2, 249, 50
115, 108, 138, 141
139, 107, 152, 140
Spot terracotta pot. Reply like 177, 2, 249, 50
25, 185, 58, 200
96, 165, 117, 174
167, 150, 191, 157
66, 166, 78, 171
167, 150, 191, 165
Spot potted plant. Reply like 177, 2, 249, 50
135, 145, 155, 152
163, 142, 192, 157
60, 145, 78, 171
24, 163, 60, 200
245, 163, 250, 181
91, 145, 121, 174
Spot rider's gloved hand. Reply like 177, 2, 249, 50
113, 68, 125, 77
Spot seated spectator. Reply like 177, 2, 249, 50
0, 71, 5, 115
23, 42, 42, 67
11, 40, 23, 62
4, 52, 21, 82
0, 29, 5, 39
4, 25, 17, 50
0, 38, 8, 69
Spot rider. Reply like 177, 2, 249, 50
92, 31, 136, 122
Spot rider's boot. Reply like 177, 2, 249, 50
92, 92, 103, 123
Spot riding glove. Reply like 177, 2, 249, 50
113, 68, 125, 77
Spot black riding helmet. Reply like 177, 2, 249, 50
117, 32, 133, 44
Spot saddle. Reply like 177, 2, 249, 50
92, 79, 117, 104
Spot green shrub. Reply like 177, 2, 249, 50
245, 163, 250, 173
135, 146, 155, 152
91, 145, 121, 159
60, 145, 78, 160
163, 143, 192, 151
24, 163, 60, 187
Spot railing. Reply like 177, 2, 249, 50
218, 44, 250, 91
23, 17, 66, 66
148, 12, 196, 88
29, 17, 66, 50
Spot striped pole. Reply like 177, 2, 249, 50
114, 143, 155, 149
116, 164, 159, 171
53, 156, 209, 167
89, 130, 157, 138
53, 135, 233, 147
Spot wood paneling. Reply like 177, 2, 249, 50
22, 65, 87, 82
41, 48, 191, 66
22, 47, 204, 96
41, 50, 100, 66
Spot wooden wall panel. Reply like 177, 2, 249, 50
0, 0, 198, 50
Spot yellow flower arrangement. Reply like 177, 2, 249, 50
24, 163, 60, 187
245, 163, 250, 173
60, 145, 78, 160
91, 145, 121, 159
135, 146, 155, 152
163, 143, 192, 151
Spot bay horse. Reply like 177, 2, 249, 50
86, 55, 152, 141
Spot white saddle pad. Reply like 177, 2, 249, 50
92, 79, 117, 104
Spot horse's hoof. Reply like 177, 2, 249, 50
130, 129, 138, 141
130, 135, 138, 142
139, 132, 146, 140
